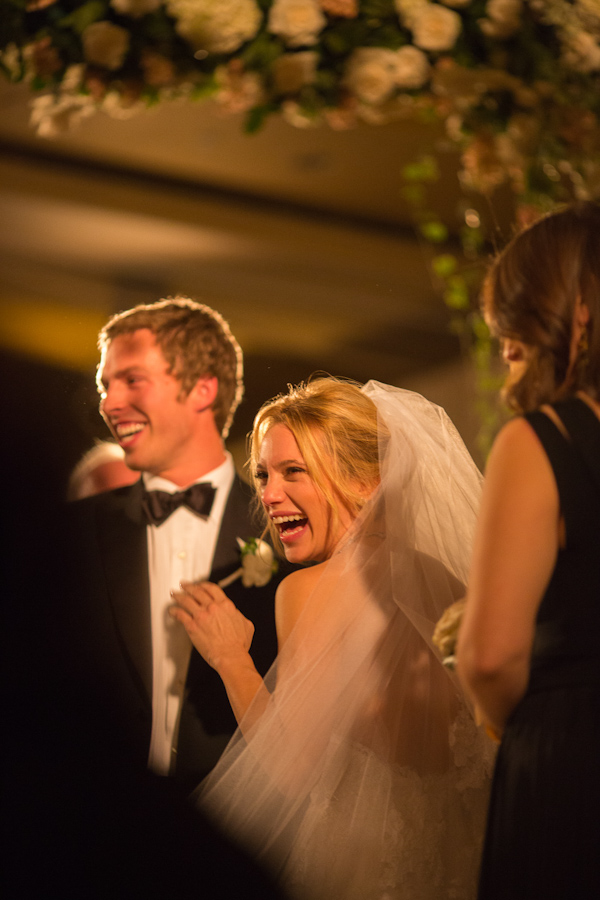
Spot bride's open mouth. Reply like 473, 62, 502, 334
272, 514, 308, 542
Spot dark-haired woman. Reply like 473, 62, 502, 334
458, 201, 600, 900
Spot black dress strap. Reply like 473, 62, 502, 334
524, 408, 574, 490
551, 397, 600, 493
524, 399, 600, 547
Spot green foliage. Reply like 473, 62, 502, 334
59, 1, 107, 34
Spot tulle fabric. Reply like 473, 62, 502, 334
194, 382, 495, 900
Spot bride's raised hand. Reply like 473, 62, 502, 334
169, 581, 255, 672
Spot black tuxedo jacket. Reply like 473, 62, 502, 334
66, 475, 286, 791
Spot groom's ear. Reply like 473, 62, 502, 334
188, 375, 219, 414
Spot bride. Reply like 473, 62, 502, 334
170, 377, 494, 899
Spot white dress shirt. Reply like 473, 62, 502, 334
144, 453, 235, 776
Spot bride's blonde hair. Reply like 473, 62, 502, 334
249, 376, 384, 551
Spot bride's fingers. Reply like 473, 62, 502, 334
168, 589, 199, 621
195, 581, 229, 604
178, 581, 215, 607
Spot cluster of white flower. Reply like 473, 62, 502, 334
82, 21, 130, 71
268, 0, 327, 47
344, 46, 429, 106
3, 0, 600, 217
165, 0, 263, 54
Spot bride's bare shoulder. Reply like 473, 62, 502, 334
275, 563, 326, 646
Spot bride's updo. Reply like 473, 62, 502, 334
249, 376, 386, 547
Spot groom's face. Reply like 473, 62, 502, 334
98, 328, 201, 480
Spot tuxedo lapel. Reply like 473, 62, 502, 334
94, 480, 153, 709
210, 475, 260, 582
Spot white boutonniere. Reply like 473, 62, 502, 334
217, 537, 278, 589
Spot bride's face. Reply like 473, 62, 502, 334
255, 424, 353, 564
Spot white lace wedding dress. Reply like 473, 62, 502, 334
195, 382, 495, 899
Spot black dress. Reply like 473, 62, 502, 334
477, 397, 600, 900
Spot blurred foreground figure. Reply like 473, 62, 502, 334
458, 201, 600, 900
67, 440, 139, 500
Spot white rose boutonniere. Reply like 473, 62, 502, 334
218, 537, 278, 589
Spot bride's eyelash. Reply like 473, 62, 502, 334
254, 470, 267, 481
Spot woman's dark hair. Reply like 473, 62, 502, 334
483, 201, 600, 412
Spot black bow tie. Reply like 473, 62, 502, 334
141, 483, 216, 527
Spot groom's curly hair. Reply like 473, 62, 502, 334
97, 296, 244, 439
249, 376, 385, 555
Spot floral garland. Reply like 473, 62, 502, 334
0, 2, 597, 173
3, 1, 600, 215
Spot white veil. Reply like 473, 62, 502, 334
195, 381, 495, 900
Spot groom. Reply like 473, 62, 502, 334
68, 297, 283, 791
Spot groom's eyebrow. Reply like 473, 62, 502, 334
100, 365, 146, 386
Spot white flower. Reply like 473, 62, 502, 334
217, 538, 278, 589
61, 63, 86, 92
166, 0, 262, 54
215, 63, 265, 113
268, 0, 327, 48
272, 51, 318, 94
82, 21, 130, 70
1, 43, 22, 80
479, 0, 522, 39
562, 31, 600, 73
109, 0, 161, 17
344, 47, 400, 105
395, 45, 430, 89
30, 92, 95, 137
411, 3, 462, 52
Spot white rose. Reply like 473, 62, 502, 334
109, 0, 161, 17
240, 539, 276, 587
344, 47, 399, 105
217, 538, 277, 589
395, 45, 430, 88
166, 0, 262, 54
478, 0, 522, 39
82, 21, 129, 70
272, 51, 318, 94
268, 0, 326, 48
411, 3, 462, 52
562, 31, 600, 73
